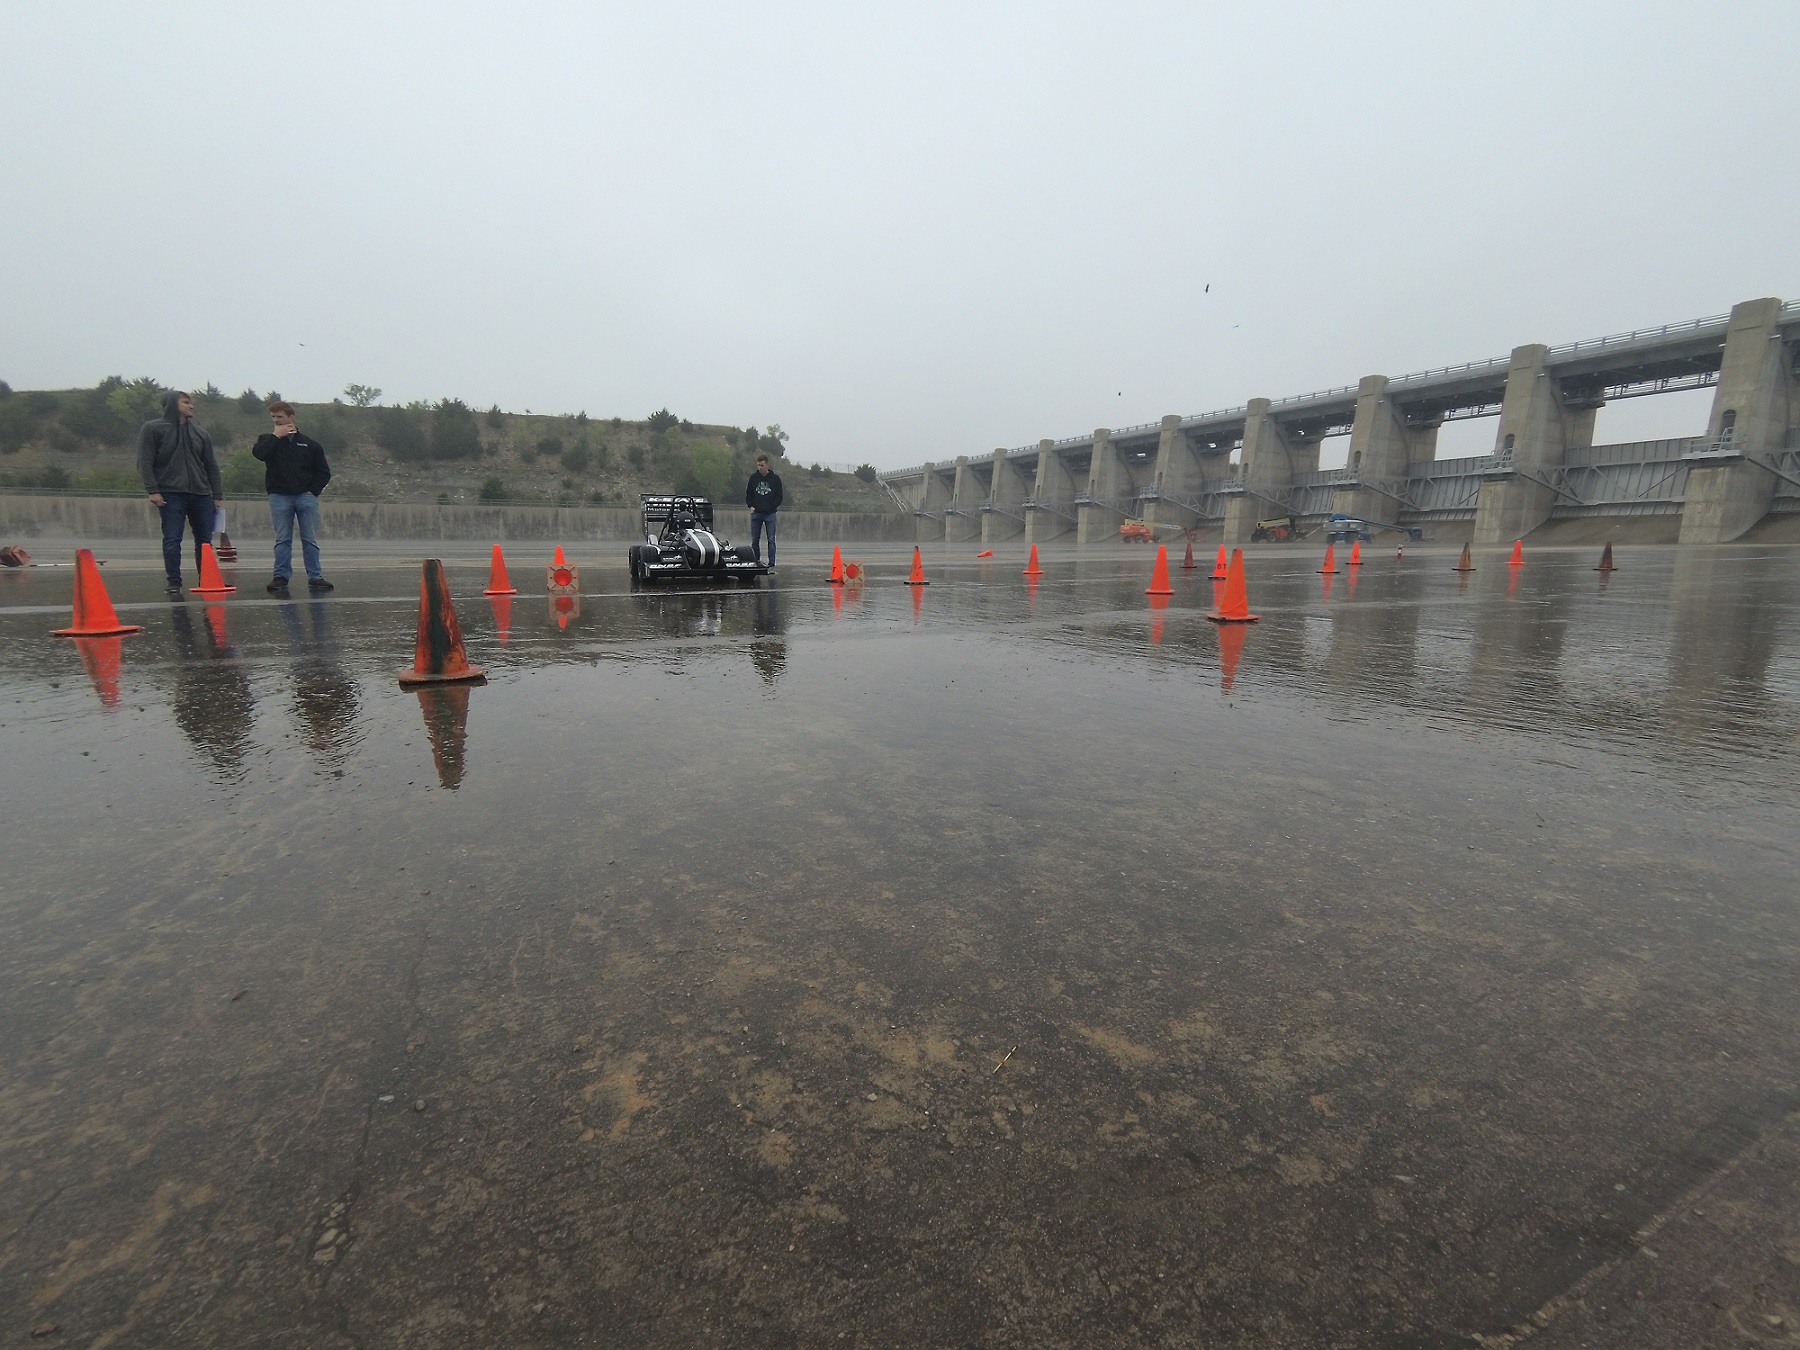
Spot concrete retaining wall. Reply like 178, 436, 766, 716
0, 495, 912, 543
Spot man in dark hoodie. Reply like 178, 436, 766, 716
138, 390, 224, 595
744, 453, 783, 569
252, 400, 333, 593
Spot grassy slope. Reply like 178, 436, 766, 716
0, 386, 894, 513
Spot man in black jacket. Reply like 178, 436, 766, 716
252, 400, 334, 593
137, 390, 224, 595
744, 454, 783, 569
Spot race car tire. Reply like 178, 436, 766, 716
733, 546, 757, 562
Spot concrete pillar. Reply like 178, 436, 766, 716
1078, 428, 1123, 544
1679, 297, 1794, 544
944, 455, 983, 543
1025, 438, 1075, 544
1332, 375, 1434, 525
1471, 345, 1596, 545
1144, 414, 1203, 531
982, 448, 1028, 544
1222, 399, 1306, 545
915, 461, 952, 543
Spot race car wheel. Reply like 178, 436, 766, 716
733, 545, 757, 562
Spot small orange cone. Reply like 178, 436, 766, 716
828, 545, 845, 584
1023, 544, 1043, 577
1318, 543, 1338, 574
484, 545, 518, 595
1204, 549, 1260, 623
553, 545, 567, 566
1508, 539, 1524, 566
52, 548, 142, 637
1211, 545, 1228, 580
398, 559, 487, 685
1453, 542, 1475, 572
903, 547, 929, 585
215, 531, 238, 563
191, 542, 236, 595
976, 549, 993, 558
1181, 536, 1196, 570
1348, 540, 1362, 567
1145, 544, 1174, 596
1595, 542, 1616, 572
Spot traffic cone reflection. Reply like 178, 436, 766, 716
1145, 545, 1174, 596
484, 545, 518, 595
1204, 549, 1260, 623
1218, 622, 1246, 693
52, 549, 142, 638
191, 542, 236, 595
397, 559, 487, 685
73, 636, 125, 707
487, 593, 513, 645
414, 684, 472, 790
1148, 593, 1169, 645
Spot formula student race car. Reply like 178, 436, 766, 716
628, 495, 769, 585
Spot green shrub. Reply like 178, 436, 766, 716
854, 463, 877, 483
627, 444, 646, 468
38, 463, 72, 491
0, 399, 34, 453
237, 388, 262, 413
646, 408, 679, 434
25, 392, 57, 417
485, 404, 503, 428
223, 448, 263, 494
562, 441, 592, 474
343, 383, 381, 407
479, 476, 507, 502
375, 406, 429, 461
82, 466, 140, 493
536, 435, 564, 460
61, 379, 135, 444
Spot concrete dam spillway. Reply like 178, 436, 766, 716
883, 295, 1800, 548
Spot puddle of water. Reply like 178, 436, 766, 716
1, 542, 1797, 1346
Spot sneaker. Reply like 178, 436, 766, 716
307, 577, 335, 592
267, 577, 290, 593
165, 581, 184, 596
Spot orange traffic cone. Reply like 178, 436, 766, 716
215, 531, 238, 562
1348, 540, 1362, 567
1204, 549, 1260, 623
1181, 535, 1196, 570
1453, 542, 1475, 572
1508, 539, 1524, 566
828, 545, 845, 584
1318, 543, 1339, 574
52, 548, 142, 637
903, 547, 929, 585
1023, 544, 1043, 577
553, 545, 567, 566
1145, 544, 1174, 596
484, 544, 518, 595
1211, 545, 1228, 580
191, 542, 236, 595
1595, 542, 1616, 572
397, 559, 487, 685
976, 549, 993, 558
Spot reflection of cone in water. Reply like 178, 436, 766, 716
487, 593, 513, 645
53, 548, 142, 637
1453, 542, 1475, 571
1508, 539, 1524, 566
1217, 622, 1246, 693
414, 684, 472, 790
1148, 593, 1169, 644
1181, 535, 1196, 570
1318, 543, 1338, 574
397, 559, 487, 684
73, 635, 125, 707
204, 603, 228, 648
191, 542, 236, 595
1145, 545, 1174, 596
828, 545, 845, 583
1322, 571, 1335, 600
215, 531, 238, 563
1023, 545, 1043, 577
1595, 542, 1616, 572
1348, 540, 1362, 567
1211, 545, 1228, 580
1204, 549, 1260, 623
903, 547, 929, 585
552, 593, 579, 630
910, 583, 924, 621
484, 545, 518, 595
831, 584, 844, 618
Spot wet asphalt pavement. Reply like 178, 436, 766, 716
1, 539, 1798, 1348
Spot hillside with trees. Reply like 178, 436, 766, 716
0, 378, 891, 513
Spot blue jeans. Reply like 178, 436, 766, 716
269, 492, 323, 580
750, 511, 777, 565
157, 491, 216, 584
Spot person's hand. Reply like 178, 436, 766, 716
213, 499, 225, 511
148, 493, 165, 507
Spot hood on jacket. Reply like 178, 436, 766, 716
160, 389, 189, 423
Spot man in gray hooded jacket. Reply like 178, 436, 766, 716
138, 390, 224, 594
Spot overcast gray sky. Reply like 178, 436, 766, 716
4, 1, 1795, 468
